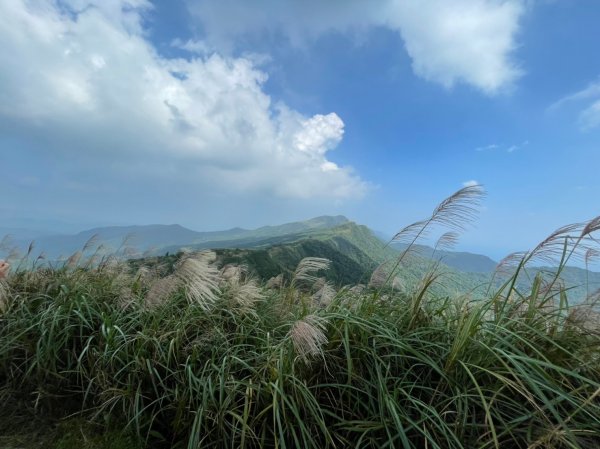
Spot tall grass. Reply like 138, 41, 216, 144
1, 187, 600, 448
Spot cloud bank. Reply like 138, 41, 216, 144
0, 0, 366, 201
187, 0, 525, 94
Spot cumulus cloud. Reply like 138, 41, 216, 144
0, 0, 366, 201
462, 180, 479, 187
187, 0, 525, 94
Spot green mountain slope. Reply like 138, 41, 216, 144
215, 239, 374, 286
137, 221, 490, 297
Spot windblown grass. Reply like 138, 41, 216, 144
1, 186, 600, 448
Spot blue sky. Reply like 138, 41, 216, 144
1, 0, 600, 259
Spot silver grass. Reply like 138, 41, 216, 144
99, 257, 129, 278
135, 266, 152, 284
495, 251, 528, 276
568, 298, 600, 333
582, 215, 600, 238
122, 246, 139, 259
312, 277, 327, 291
434, 231, 460, 252
382, 185, 485, 290
145, 275, 181, 309
0, 281, 8, 314
528, 222, 587, 265
226, 279, 265, 316
585, 248, 600, 268
220, 264, 247, 285
176, 251, 220, 309
496, 219, 600, 275
82, 233, 100, 253
391, 219, 431, 246
288, 314, 328, 363
391, 276, 405, 291
392, 185, 485, 245
266, 273, 284, 289
121, 233, 136, 247
369, 260, 393, 289
430, 184, 485, 231
66, 251, 82, 268
292, 257, 331, 287
117, 286, 136, 310
311, 282, 336, 307
348, 284, 366, 295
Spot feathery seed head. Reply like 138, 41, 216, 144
176, 251, 220, 309
582, 216, 600, 238
348, 284, 366, 295
220, 264, 247, 285
430, 184, 485, 231
369, 260, 393, 289
226, 279, 265, 316
568, 301, 600, 333
82, 233, 100, 253
435, 231, 460, 251
293, 257, 331, 287
311, 282, 336, 307
392, 185, 485, 246
495, 251, 528, 276
266, 273, 284, 289
288, 314, 328, 363
145, 274, 181, 309
585, 248, 600, 267
66, 251, 82, 269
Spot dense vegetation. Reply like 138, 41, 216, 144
2, 186, 600, 448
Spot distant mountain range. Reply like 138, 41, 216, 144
1, 216, 349, 260
2, 215, 599, 302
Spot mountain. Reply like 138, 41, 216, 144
4, 215, 598, 303
1, 216, 350, 260
411, 246, 498, 273
132, 221, 489, 297
0, 227, 49, 243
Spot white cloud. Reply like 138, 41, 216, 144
475, 140, 527, 153
0, 0, 367, 201
171, 38, 214, 55
384, 0, 524, 93
475, 144, 499, 152
579, 100, 600, 130
549, 80, 600, 130
462, 180, 479, 187
187, 0, 526, 94
293, 114, 344, 156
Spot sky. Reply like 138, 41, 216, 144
1, 0, 600, 259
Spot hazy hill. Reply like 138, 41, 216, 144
4, 215, 599, 303
411, 245, 498, 273
2, 216, 350, 260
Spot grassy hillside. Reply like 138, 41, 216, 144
2, 250, 600, 448
4, 185, 600, 448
